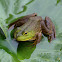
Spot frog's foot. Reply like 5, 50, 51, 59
41, 16, 56, 42
27, 32, 42, 47
48, 27, 56, 42
27, 41, 37, 48
48, 34, 54, 42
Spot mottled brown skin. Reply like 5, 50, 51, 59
40, 17, 56, 42
14, 16, 42, 46
9, 13, 56, 46
9, 13, 37, 28
44, 17, 56, 41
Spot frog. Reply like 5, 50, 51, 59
9, 13, 56, 46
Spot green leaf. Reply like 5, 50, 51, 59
0, 49, 15, 62
57, 0, 61, 4
0, 0, 62, 62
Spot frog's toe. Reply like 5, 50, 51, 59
26, 42, 36, 48
31, 42, 37, 48
48, 32, 55, 42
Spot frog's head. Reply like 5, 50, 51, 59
14, 29, 36, 41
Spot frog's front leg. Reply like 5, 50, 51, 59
27, 32, 42, 47
41, 16, 56, 42
32, 32, 42, 47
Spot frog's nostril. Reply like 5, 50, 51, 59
35, 14, 37, 16
33, 13, 37, 16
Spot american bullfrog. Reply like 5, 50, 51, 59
9, 13, 56, 46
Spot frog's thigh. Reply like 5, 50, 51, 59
41, 21, 52, 35
45, 16, 56, 42
33, 32, 42, 45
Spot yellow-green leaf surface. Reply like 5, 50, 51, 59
0, 0, 62, 62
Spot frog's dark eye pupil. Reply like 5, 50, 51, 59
25, 33, 27, 34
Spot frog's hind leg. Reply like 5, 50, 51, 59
48, 25, 56, 42
45, 16, 56, 42
41, 16, 56, 42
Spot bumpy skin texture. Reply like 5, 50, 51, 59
9, 13, 56, 45
14, 16, 42, 46
9, 13, 37, 28
44, 17, 56, 42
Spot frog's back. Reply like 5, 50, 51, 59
16, 16, 42, 37
25, 16, 42, 32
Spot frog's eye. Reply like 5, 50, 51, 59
24, 32, 27, 35
25, 32, 27, 34
22, 32, 27, 35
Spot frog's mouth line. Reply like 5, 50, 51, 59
17, 39, 36, 42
